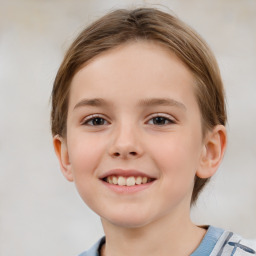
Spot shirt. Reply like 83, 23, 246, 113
78, 226, 256, 256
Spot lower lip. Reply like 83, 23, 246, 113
101, 180, 155, 194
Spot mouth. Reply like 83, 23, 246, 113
102, 176, 154, 186
99, 169, 156, 187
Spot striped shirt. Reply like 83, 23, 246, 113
78, 226, 256, 256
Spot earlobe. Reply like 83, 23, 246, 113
53, 135, 74, 182
196, 125, 227, 179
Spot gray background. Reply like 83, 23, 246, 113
0, 0, 255, 255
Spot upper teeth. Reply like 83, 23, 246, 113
106, 176, 150, 186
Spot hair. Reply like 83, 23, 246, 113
51, 7, 227, 204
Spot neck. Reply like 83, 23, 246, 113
100, 212, 206, 256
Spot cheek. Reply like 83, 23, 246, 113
147, 132, 202, 180
67, 134, 106, 179
148, 134, 201, 206
67, 134, 107, 207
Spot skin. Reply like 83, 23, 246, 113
54, 41, 226, 256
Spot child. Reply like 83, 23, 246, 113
51, 8, 256, 256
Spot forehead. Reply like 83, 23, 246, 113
69, 41, 197, 110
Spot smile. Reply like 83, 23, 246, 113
103, 176, 154, 186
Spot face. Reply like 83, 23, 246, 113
55, 41, 211, 228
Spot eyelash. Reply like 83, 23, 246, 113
81, 113, 176, 126
147, 113, 176, 126
81, 114, 109, 126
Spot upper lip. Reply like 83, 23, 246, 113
99, 169, 156, 180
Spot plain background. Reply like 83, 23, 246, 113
0, 0, 255, 255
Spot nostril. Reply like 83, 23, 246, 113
112, 151, 137, 157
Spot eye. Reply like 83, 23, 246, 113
147, 114, 175, 126
81, 115, 109, 126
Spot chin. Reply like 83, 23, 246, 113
109, 219, 151, 229
101, 210, 155, 229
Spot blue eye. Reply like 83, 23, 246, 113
82, 116, 108, 126
148, 116, 175, 125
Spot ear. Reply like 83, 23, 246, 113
53, 135, 74, 182
196, 125, 227, 179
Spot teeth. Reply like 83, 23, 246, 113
107, 176, 113, 184
135, 176, 142, 185
105, 176, 152, 186
117, 176, 126, 186
142, 177, 148, 184
112, 176, 118, 185
126, 177, 135, 186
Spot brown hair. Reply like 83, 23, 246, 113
51, 8, 227, 204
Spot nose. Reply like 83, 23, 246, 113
108, 123, 143, 159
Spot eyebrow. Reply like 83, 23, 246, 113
73, 97, 186, 111
73, 98, 110, 110
138, 98, 187, 110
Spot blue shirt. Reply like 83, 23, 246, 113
78, 226, 256, 256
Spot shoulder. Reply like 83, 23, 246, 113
78, 237, 105, 256
211, 228, 256, 256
